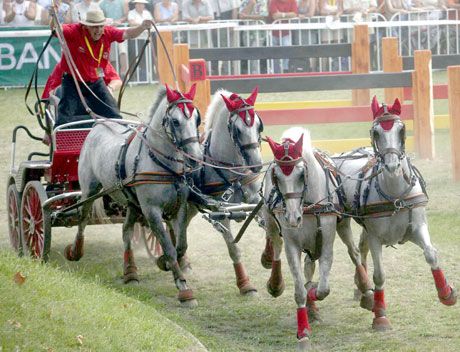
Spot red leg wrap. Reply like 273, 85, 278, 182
307, 287, 318, 302
234, 262, 250, 289
297, 307, 311, 339
432, 269, 450, 298
372, 289, 386, 318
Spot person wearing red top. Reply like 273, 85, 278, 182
50, 9, 152, 127
42, 61, 122, 100
268, 0, 298, 73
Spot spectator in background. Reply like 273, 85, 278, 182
4, 0, 36, 26
127, 0, 153, 81
342, 0, 378, 19
269, 0, 298, 73
182, 0, 214, 48
72, 0, 101, 22
384, 0, 412, 19
297, 0, 316, 18
317, 0, 342, 16
99, 0, 128, 76
212, 0, 238, 20
238, 0, 269, 73
153, 0, 179, 23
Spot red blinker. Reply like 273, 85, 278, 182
221, 86, 258, 126
165, 83, 197, 118
371, 96, 402, 119
266, 134, 303, 175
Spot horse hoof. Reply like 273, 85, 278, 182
239, 283, 258, 297
297, 336, 311, 351
178, 289, 197, 308
123, 272, 139, 285
261, 251, 273, 269
360, 290, 374, 311
156, 255, 170, 272
439, 286, 458, 306
372, 316, 392, 331
64, 244, 82, 261
266, 279, 285, 298
180, 298, 198, 308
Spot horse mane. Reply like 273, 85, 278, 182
147, 86, 167, 123
203, 88, 232, 136
281, 127, 313, 158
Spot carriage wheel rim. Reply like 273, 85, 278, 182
22, 186, 44, 258
7, 187, 20, 251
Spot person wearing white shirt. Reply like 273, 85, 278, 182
4, 0, 36, 26
128, 0, 153, 25
72, 0, 101, 22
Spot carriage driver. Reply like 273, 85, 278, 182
50, 9, 153, 127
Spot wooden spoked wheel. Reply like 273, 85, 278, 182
7, 184, 22, 254
20, 181, 51, 261
140, 225, 163, 261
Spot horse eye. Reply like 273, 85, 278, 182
172, 118, 180, 127
373, 130, 379, 141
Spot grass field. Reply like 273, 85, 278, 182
1, 76, 459, 351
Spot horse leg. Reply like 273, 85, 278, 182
284, 238, 311, 350
64, 196, 94, 261
261, 208, 275, 269
145, 207, 196, 307
171, 206, 192, 274
304, 257, 322, 323
337, 219, 373, 309
217, 218, 257, 296
410, 223, 457, 306
266, 227, 285, 298
367, 234, 391, 331
122, 205, 139, 284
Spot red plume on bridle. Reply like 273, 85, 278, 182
371, 96, 402, 131
266, 134, 304, 175
221, 86, 259, 126
165, 83, 197, 117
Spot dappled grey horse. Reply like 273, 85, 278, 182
334, 97, 457, 330
262, 127, 340, 350
64, 85, 203, 306
184, 87, 264, 295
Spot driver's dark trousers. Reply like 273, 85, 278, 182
55, 73, 122, 128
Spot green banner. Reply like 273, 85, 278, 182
0, 27, 61, 87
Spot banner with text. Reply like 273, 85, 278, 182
0, 27, 61, 87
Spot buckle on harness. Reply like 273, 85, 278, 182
221, 186, 235, 202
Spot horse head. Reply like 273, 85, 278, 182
163, 84, 202, 167
267, 134, 306, 228
221, 87, 264, 173
370, 96, 406, 175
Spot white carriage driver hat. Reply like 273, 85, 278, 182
80, 10, 106, 26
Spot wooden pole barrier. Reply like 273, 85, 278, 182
173, 44, 190, 91
382, 37, 404, 104
351, 24, 370, 106
412, 50, 434, 159
448, 66, 460, 181
156, 31, 175, 87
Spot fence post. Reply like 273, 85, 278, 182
173, 44, 190, 91
448, 66, 460, 181
351, 24, 370, 106
412, 50, 434, 159
382, 37, 404, 104
156, 31, 175, 86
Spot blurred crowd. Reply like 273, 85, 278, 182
1, 0, 459, 27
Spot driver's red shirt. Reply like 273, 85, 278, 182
42, 61, 121, 99
59, 23, 124, 83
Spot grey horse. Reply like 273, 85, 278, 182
334, 97, 457, 330
184, 87, 264, 295
64, 85, 203, 307
262, 127, 340, 350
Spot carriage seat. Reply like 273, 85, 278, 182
49, 128, 91, 184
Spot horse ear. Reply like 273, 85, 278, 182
246, 86, 259, 106
221, 94, 237, 112
165, 84, 178, 103
266, 136, 280, 156
390, 98, 402, 116
294, 134, 304, 156
187, 83, 197, 100
371, 96, 380, 119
